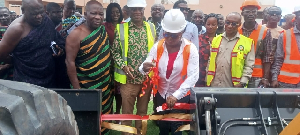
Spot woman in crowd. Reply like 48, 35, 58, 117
103, 3, 123, 121
139, 9, 199, 135
195, 13, 219, 87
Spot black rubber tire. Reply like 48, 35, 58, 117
0, 80, 79, 135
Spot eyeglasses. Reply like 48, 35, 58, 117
225, 21, 239, 27
163, 33, 181, 39
179, 7, 190, 12
243, 10, 257, 14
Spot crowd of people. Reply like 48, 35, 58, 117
0, 0, 299, 134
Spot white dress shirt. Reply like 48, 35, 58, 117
139, 38, 199, 100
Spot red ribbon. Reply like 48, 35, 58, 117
140, 60, 159, 97
161, 103, 196, 111
101, 114, 191, 122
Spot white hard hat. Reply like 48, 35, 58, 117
294, 6, 300, 13
127, 0, 147, 7
161, 9, 187, 33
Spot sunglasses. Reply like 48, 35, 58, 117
179, 7, 190, 12
225, 21, 239, 27
268, 12, 281, 16
163, 33, 181, 39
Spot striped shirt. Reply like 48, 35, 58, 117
241, 22, 272, 63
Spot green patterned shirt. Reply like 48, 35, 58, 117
111, 21, 148, 84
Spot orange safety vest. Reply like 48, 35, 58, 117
152, 39, 191, 97
278, 28, 300, 84
238, 24, 267, 78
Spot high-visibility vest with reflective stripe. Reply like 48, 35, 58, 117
238, 25, 267, 78
278, 28, 300, 84
152, 39, 191, 96
114, 21, 156, 84
207, 34, 253, 86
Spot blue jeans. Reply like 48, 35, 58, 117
155, 93, 190, 135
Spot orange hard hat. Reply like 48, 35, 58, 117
240, 0, 261, 10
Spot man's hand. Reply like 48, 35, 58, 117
142, 62, 155, 73
260, 79, 269, 88
166, 95, 178, 109
53, 45, 64, 57
0, 64, 11, 75
234, 83, 244, 88
122, 66, 134, 79
271, 80, 279, 88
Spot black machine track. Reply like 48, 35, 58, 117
0, 80, 79, 135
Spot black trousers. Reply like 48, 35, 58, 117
155, 93, 190, 135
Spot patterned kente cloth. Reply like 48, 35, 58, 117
12, 16, 65, 88
59, 15, 81, 39
76, 25, 112, 135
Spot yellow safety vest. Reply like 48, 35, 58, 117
207, 34, 253, 87
114, 21, 156, 84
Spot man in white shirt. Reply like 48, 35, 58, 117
191, 10, 206, 35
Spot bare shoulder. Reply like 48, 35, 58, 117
67, 25, 87, 41
6, 18, 25, 38
0, 17, 26, 47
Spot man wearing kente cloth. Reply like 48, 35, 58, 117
59, 0, 84, 39
65, 1, 112, 134
0, 0, 64, 88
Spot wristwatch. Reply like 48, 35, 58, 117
240, 83, 247, 87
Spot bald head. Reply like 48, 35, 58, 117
191, 10, 204, 26
21, 0, 44, 26
151, 4, 164, 21
84, 0, 104, 30
22, 0, 43, 9
192, 10, 204, 16
151, 4, 165, 11
225, 12, 242, 36
226, 12, 242, 22
85, 0, 103, 12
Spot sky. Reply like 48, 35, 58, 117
275, 0, 300, 15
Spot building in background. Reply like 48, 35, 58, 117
4, 0, 274, 21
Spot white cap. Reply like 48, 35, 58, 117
127, 0, 147, 7
161, 9, 187, 33
294, 6, 300, 13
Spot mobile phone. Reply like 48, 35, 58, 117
50, 41, 59, 55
